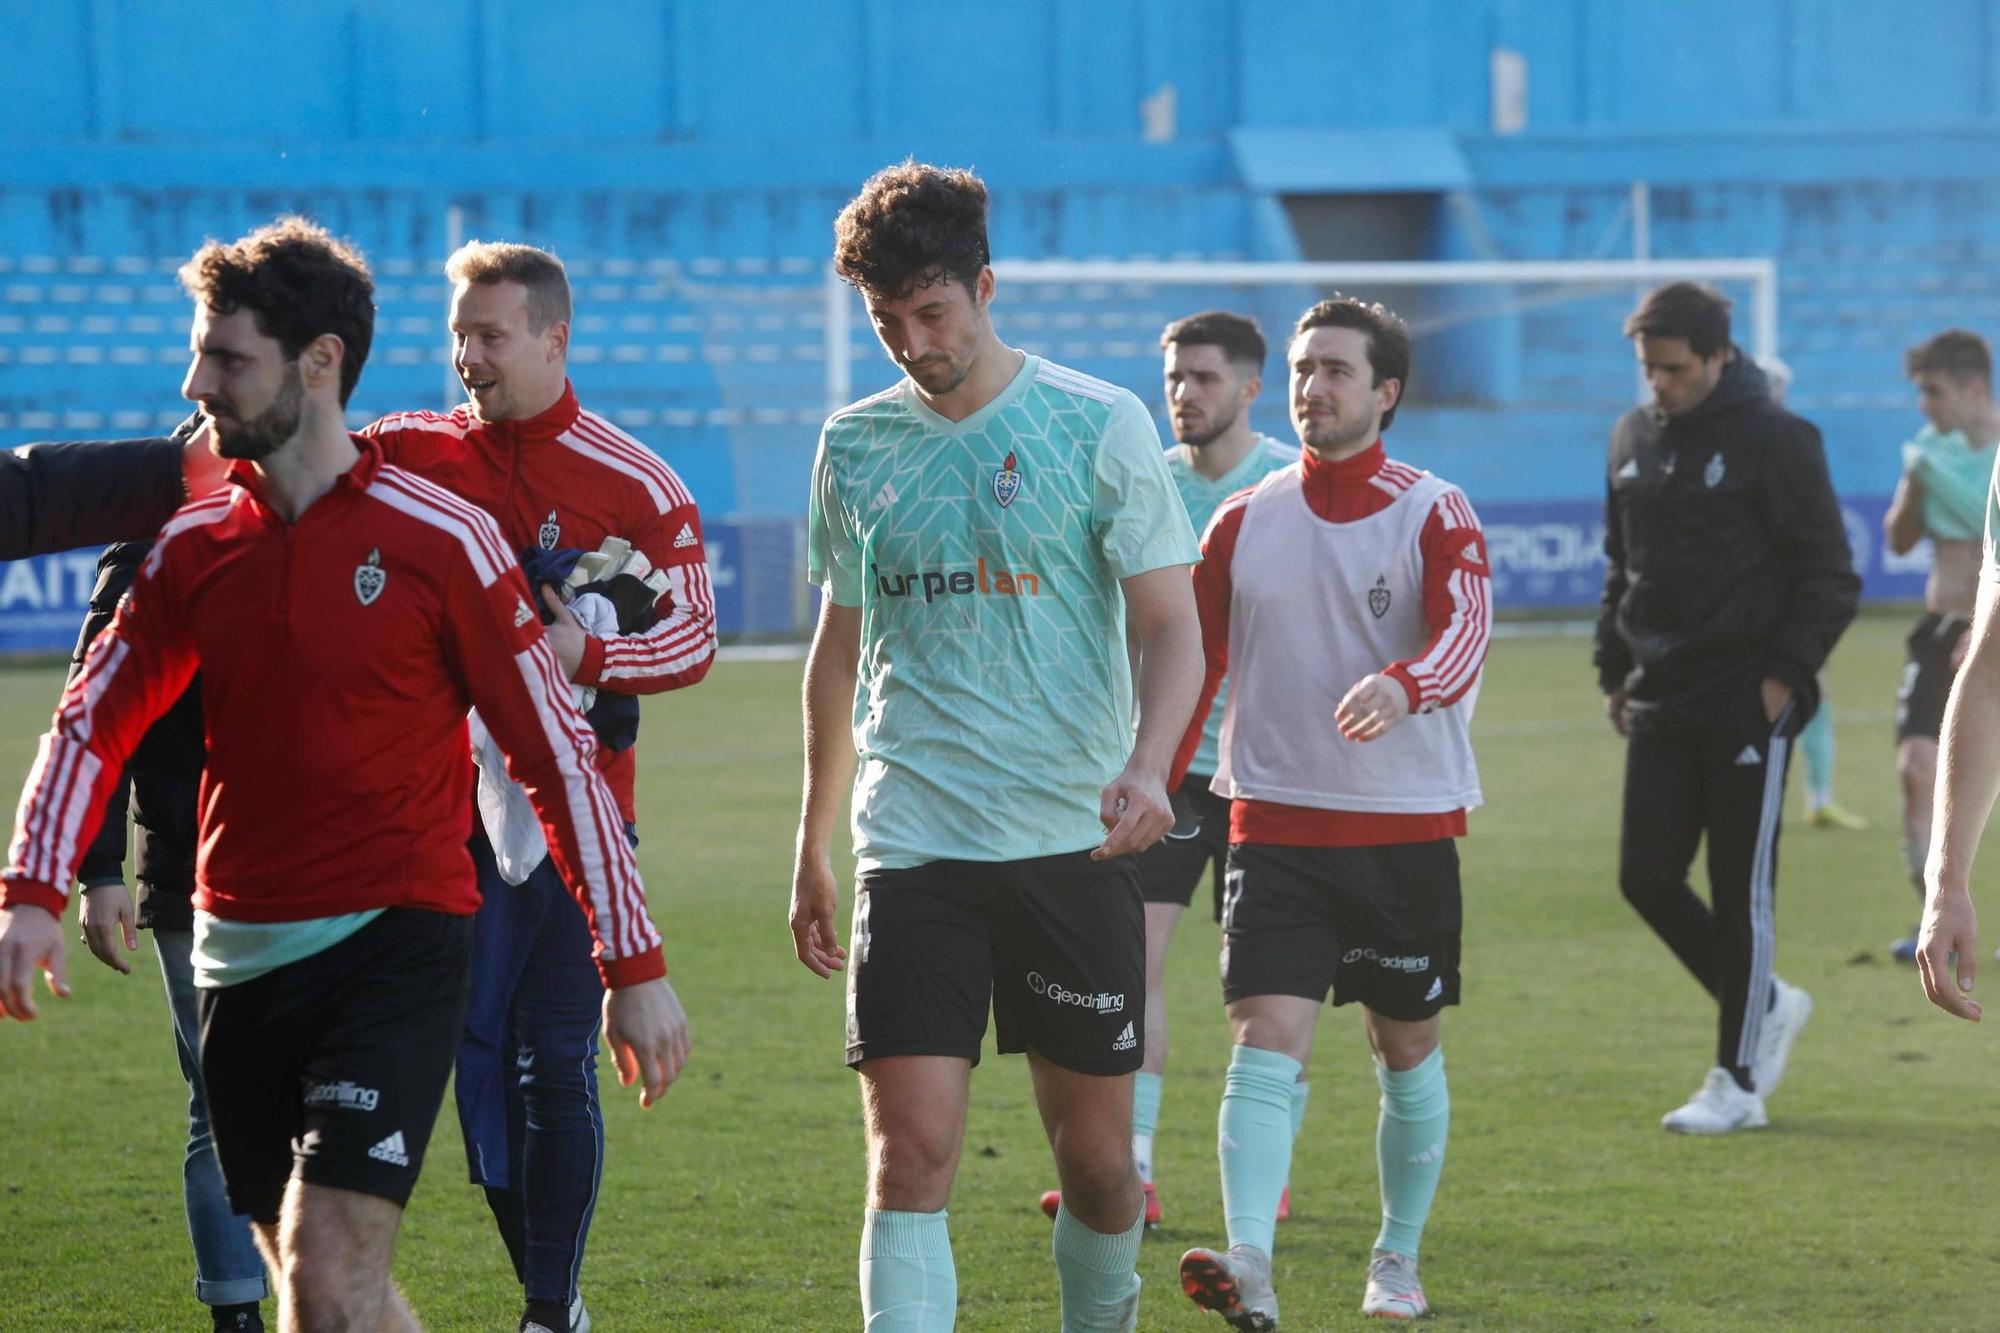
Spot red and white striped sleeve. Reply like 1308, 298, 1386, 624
1385, 488, 1492, 714
1168, 488, 1252, 790
381, 469, 666, 988
565, 416, 718, 695
2, 503, 216, 914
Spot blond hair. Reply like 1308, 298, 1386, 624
445, 240, 571, 333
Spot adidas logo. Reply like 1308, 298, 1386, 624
1112, 1021, 1137, 1053
1424, 976, 1443, 1003
367, 1131, 410, 1167
1734, 745, 1762, 766
672, 523, 698, 549
870, 480, 899, 512
513, 597, 535, 628
1617, 458, 1640, 480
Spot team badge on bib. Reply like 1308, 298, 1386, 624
354, 548, 386, 607
992, 452, 1022, 509
1704, 454, 1725, 488
538, 509, 561, 549
1368, 575, 1391, 619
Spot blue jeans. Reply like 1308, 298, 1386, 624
456, 833, 608, 1307
155, 929, 269, 1308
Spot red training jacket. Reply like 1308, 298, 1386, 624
1, 440, 664, 988
363, 382, 717, 821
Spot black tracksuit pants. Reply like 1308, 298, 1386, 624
1618, 695, 1795, 1091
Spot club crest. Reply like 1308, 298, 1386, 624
1368, 575, 1391, 619
354, 548, 386, 607
538, 509, 561, 550
1703, 453, 1725, 488
992, 452, 1022, 509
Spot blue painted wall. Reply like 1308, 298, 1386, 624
3, 0, 1997, 597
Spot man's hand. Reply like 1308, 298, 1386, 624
1336, 673, 1412, 743
789, 850, 847, 978
1095, 767, 1173, 860
1917, 883, 1982, 1021
540, 585, 587, 681
602, 977, 690, 1108
183, 419, 228, 499
0, 904, 70, 1021
1760, 677, 1794, 725
1605, 688, 1630, 737
79, 883, 138, 975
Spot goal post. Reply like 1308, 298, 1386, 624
823, 256, 1780, 415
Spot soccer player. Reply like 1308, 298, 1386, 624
1883, 331, 1999, 961
361, 241, 716, 1333
1172, 297, 1491, 1327
1597, 282, 1858, 1135
0, 218, 689, 1333
1760, 357, 1866, 833
1041, 311, 1293, 1231
789, 162, 1203, 1332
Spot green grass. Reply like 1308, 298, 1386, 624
4, 613, 1999, 1330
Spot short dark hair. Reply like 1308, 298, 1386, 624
833, 161, 990, 301
1161, 310, 1266, 373
1624, 281, 1732, 359
446, 239, 572, 333
1906, 328, 1992, 384
178, 216, 375, 405
1292, 296, 1412, 429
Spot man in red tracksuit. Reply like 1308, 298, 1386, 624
0, 218, 689, 1333
360, 241, 716, 1333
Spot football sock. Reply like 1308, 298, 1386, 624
1052, 1202, 1143, 1333
1290, 1077, 1311, 1141
1218, 1044, 1302, 1256
1374, 1048, 1449, 1260
1131, 1071, 1162, 1185
1799, 705, 1834, 805
860, 1208, 956, 1332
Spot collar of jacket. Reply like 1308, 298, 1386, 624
227, 435, 383, 522
478, 379, 582, 445
1652, 347, 1771, 434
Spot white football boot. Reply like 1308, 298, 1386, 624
1361, 1248, 1429, 1320
1661, 1067, 1767, 1135
1180, 1243, 1279, 1331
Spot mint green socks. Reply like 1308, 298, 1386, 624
1375, 1048, 1449, 1259
1800, 703, 1835, 804
1131, 1070, 1162, 1183
1052, 1202, 1143, 1332
861, 1208, 956, 1331
1291, 1077, 1311, 1141
1218, 1044, 1302, 1255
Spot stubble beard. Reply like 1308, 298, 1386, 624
213, 364, 305, 461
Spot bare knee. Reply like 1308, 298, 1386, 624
868, 1122, 960, 1210
1366, 1013, 1441, 1072
1898, 743, 1937, 799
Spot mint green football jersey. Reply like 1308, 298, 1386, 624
1905, 424, 1998, 542
808, 354, 1200, 871
1167, 432, 1296, 777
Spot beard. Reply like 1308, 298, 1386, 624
210, 364, 305, 461
1296, 408, 1374, 455
1176, 402, 1240, 449
906, 352, 974, 396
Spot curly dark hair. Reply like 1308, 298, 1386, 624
178, 216, 376, 405
1293, 296, 1412, 429
833, 161, 990, 301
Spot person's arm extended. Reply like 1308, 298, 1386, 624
1885, 469, 1927, 557
0, 435, 190, 560
1919, 575, 2000, 1020
1097, 563, 1202, 860
789, 600, 860, 979
0, 511, 207, 1019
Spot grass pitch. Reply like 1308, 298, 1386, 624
3, 614, 1998, 1330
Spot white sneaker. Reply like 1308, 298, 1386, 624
1661, 1067, 1767, 1135
1361, 1248, 1429, 1319
1754, 978, 1812, 1099
1179, 1243, 1279, 1330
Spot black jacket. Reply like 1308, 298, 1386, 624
71, 542, 205, 932
1, 422, 194, 560
1594, 350, 1860, 731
